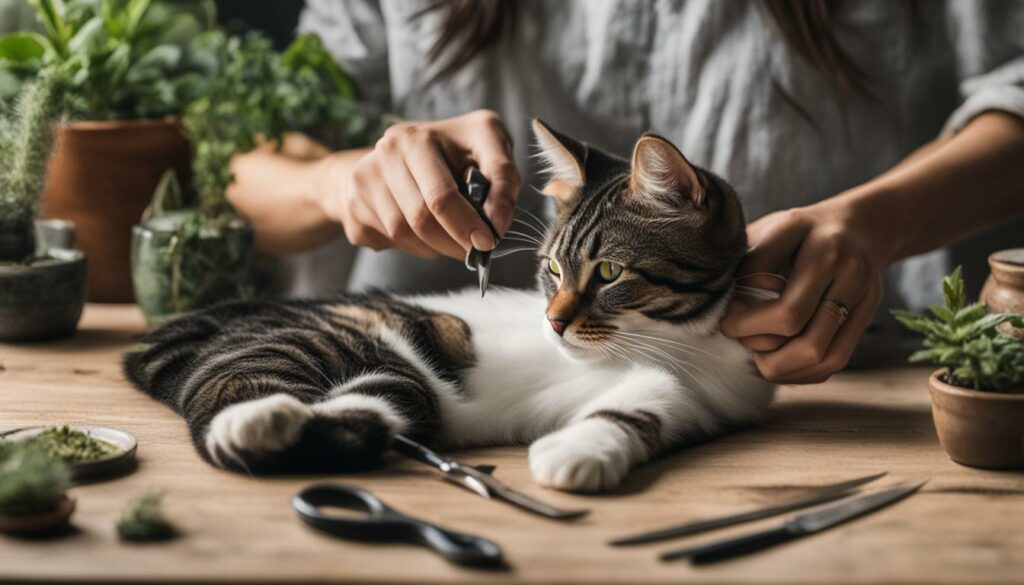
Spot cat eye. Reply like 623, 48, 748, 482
548, 258, 562, 276
597, 261, 623, 283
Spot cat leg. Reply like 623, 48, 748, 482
529, 365, 701, 493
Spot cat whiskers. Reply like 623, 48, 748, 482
613, 330, 728, 363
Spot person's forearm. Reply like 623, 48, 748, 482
227, 135, 370, 255
839, 112, 1024, 264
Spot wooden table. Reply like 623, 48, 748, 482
2, 304, 1022, 584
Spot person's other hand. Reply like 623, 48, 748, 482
720, 199, 885, 384
320, 109, 520, 259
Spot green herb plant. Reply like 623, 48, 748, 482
134, 31, 384, 321
117, 491, 177, 542
0, 68, 65, 262
0, 0, 215, 119
893, 266, 1024, 392
0, 442, 70, 516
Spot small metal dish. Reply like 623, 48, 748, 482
0, 425, 138, 482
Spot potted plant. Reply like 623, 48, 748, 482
132, 32, 382, 324
0, 0, 214, 302
0, 442, 74, 536
0, 69, 87, 341
893, 266, 1024, 469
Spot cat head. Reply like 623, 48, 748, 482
531, 119, 747, 357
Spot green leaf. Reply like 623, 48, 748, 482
125, 44, 181, 82
68, 16, 107, 55
28, 0, 71, 58
942, 265, 966, 312
0, 33, 47, 65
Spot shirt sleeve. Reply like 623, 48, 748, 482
940, 0, 1024, 135
298, 0, 392, 108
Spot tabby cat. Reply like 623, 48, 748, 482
123, 120, 775, 492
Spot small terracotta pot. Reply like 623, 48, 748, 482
0, 495, 75, 535
42, 119, 191, 303
928, 369, 1024, 470
981, 248, 1024, 339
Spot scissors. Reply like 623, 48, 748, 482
293, 483, 505, 568
392, 434, 588, 520
457, 166, 500, 297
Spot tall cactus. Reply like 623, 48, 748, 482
0, 72, 64, 261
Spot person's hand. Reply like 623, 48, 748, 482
319, 109, 520, 259
720, 199, 886, 384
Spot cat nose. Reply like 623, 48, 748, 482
547, 317, 570, 336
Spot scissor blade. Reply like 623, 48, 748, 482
450, 466, 588, 520
791, 480, 927, 533
610, 472, 887, 546
477, 253, 491, 297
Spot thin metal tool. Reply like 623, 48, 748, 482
660, 480, 928, 564
610, 472, 887, 546
293, 483, 504, 568
458, 166, 500, 297
392, 434, 588, 520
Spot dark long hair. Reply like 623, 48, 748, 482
419, 0, 868, 97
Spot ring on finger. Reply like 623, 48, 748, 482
821, 298, 850, 327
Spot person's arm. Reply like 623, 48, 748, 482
720, 111, 1024, 384
226, 109, 521, 259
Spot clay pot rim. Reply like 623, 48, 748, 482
59, 117, 182, 132
929, 368, 1024, 400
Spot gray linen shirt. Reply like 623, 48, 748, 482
293, 0, 1024, 332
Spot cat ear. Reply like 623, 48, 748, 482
531, 118, 586, 203
629, 134, 705, 208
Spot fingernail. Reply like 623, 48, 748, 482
470, 229, 495, 251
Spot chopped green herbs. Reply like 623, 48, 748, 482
27, 425, 122, 463
117, 492, 177, 542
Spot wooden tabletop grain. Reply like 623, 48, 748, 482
1, 304, 1022, 584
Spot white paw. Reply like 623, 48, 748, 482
528, 419, 633, 493
204, 393, 313, 468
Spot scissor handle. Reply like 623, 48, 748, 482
293, 483, 504, 568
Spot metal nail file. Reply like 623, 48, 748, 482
392, 434, 588, 520
610, 472, 887, 546
660, 480, 927, 564
457, 167, 500, 297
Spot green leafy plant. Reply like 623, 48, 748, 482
133, 31, 384, 322
0, 442, 70, 516
0, 0, 215, 119
116, 491, 177, 542
893, 266, 1024, 392
0, 68, 65, 262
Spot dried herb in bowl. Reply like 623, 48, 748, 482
27, 426, 123, 463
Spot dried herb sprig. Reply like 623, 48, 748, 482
892, 266, 1024, 392
117, 492, 177, 542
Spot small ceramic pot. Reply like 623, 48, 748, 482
0, 495, 75, 535
981, 248, 1024, 339
928, 369, 1024, 470
0, 247, 87, 341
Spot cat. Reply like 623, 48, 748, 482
123, 119, 775, 493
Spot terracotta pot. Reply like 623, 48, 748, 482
42, 119, 191, 303
928, 369, 1024, 470
981, 248, 1024, 339
0, 495, 75, 535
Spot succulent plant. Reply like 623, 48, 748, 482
893, 266, 1024, 392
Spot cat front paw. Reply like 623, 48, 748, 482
204, 393, 313, 469
528, 419, 632, 493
